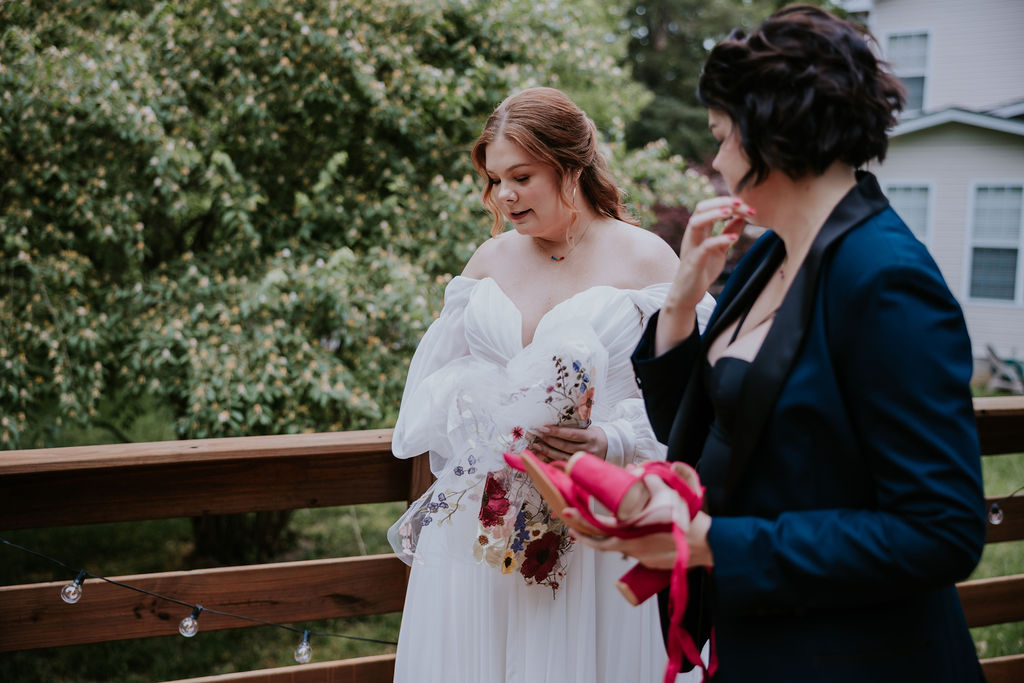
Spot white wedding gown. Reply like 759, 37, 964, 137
388, 276, 714, 683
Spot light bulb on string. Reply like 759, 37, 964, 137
60, 570, 88, 604
988, 484, 1024, 526
179, 605, 203, 638
989, 503, 1004, 525
294, 630, 313, 664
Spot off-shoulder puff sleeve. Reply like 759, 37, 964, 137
391, 276, 476, 463
596, 287, 716, 467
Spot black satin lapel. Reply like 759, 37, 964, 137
720, 172, 890, 509
704, 242, 786, 344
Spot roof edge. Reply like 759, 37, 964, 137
893, 108, 1024, 137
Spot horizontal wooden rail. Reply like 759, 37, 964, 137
0, 430, 401, 474
0, 555, 406, 651
958, 574, 1024, 628
0, 430, 404, 530
981, 654, 1024, 683
158, 653, 1023, 683
974, 395, 1024, 455
168, 654, 397, 683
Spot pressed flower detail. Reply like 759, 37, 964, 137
473, 467, 573, 593
520, 531, 563, 583
544, 355, 596, 427
501, 550, 518, 574
577, 386, 596, 423
479, 472, 511, 528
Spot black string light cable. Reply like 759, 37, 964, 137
987, 483, 1024, 525
1, 537, 397, 663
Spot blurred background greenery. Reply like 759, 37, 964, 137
2, 0, 1018, 680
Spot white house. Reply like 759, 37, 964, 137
845, 0, 1024, 368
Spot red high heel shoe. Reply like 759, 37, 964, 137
503, 450, 674, 605
504, 450, 703, 540
504, 449, 714, 683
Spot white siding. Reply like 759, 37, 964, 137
870, 0, 1024, 113
869, 124, 1024, 358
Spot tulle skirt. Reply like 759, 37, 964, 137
393, 538, 671, 683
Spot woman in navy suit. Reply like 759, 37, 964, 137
566, 5, 987, 681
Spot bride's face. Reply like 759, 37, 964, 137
484, 134, 571, 240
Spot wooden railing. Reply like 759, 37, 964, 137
1, 397, 1022, 682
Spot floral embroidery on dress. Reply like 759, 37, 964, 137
394, 352, 598, 593
473, 465, 573, 594
541, 356, 594, 427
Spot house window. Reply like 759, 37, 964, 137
886, 184, 930, 242
969, 185, 1023, 301
886, 32, 928, 112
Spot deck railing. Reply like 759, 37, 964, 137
1, 396, 1022, 682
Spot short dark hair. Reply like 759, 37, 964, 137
697, 4, 905, 189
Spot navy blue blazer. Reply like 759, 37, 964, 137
632, 172, 986, 682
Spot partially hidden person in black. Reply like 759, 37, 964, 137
564, 5, 987, 681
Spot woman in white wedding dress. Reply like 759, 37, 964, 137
387, 87, 715, 683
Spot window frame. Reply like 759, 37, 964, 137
883, 29, 931, 115
963, 180, 1024, 306
884, 181, 934, 250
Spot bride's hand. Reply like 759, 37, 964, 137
531, 424, 608, 462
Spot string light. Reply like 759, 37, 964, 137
989, 504, 1004, 525
60, 570, 88, 604
294, 629, 313, 664
1, 536, 397, 661
988, 483, 1024, 526
179, 605, 203, 638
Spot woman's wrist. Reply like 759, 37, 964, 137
688, 511, 714, 568
654, 306, 698, 357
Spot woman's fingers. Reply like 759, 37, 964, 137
559, 508, 606, 537
686, 198, 754, 242
530, 440, 570, 462
563, 512, 679, 570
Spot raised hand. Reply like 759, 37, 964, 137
656, 196, 754, 354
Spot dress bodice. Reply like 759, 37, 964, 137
403, 276, 671, 426
700, 356, 752, 512
464, 276, 665, 378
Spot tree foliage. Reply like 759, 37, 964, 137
622, 0, 843, 162
1, 0, 714, 448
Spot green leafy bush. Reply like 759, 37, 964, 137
1, 0, 712, 447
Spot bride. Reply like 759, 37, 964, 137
387, 86, 714, 682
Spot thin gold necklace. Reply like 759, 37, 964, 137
550, 216, 595, 262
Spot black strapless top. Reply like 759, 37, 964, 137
699, 356, 751, 512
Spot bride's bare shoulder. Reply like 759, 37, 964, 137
462, 231, 528, 279
606, 221, 679, 285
